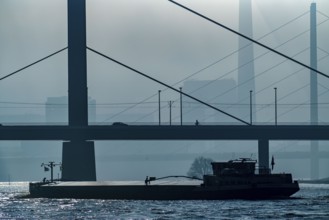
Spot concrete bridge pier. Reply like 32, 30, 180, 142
258, 139, 269, 172
311, 142, 319, 179
61, 141, 96, 181
61, 0, 96, 181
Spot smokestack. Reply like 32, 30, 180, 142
238, 0, 256, 120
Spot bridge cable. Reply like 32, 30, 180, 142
181, 42, 310, 103
135, 14, 328, 123
248, 82, 329, 122
132, 10, 317, 155
168, 0, 329, 79
317, 10, 329, 19
161, 10, 310, 91
220, 47, 309, 108
254, 11, 309, 40
105, 11, 311, 122
266, 87, 329, 123
194, 49, 329, 122
170, 16, 329, 121
87, 47, 250, 125
0, 47, 68, 81
98, 10, 321, 123
133, 103, 168, 123
240, 57, 329, 117
318, 47, 329, 56
87, 15, 328, 122
239, 82, 329, 123
117, 16, 329, 122
108, 11, 316, 122
101, 93, 157, 123
172, 46, 310, 121
239, 54, 329, 121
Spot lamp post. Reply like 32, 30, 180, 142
158, 90, 161, 125
274, 87, 277, 126
168, 101, 174, 126
250, 90, 253, 125
180, 87, 183, 126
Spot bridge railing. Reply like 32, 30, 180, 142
1, 122, 329, 126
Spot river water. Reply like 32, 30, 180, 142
0, 182, 328, 219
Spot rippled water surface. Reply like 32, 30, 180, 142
0, 182, 328, 219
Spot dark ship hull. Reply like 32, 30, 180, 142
28, 159, 300, 200
28, 180, 299, 200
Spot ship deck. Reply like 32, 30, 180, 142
28, 180, 299, 200
41, 180, 203, 187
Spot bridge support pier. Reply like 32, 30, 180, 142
311, 141, 319, 179
61, 141, 96, 181
258, 139, 269, 171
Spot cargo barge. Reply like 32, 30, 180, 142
28, 158, 299, 200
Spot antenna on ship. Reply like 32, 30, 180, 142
271, 156, 275, 171
41, 162, 62, 183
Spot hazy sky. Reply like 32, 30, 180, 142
1, 0, 329, 181
0, 0, 329, 123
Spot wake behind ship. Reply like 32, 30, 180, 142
28, 158, 299, 200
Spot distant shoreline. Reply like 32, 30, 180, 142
298, 177, 329, 184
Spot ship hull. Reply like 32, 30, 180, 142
28, 181, 299, 200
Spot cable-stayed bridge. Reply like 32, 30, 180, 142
0, 0, 328, 181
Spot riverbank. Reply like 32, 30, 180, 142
298, 177, 329, 184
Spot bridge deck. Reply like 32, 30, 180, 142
0, 125, 328, 140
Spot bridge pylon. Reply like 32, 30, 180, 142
61, 0, 96, 181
